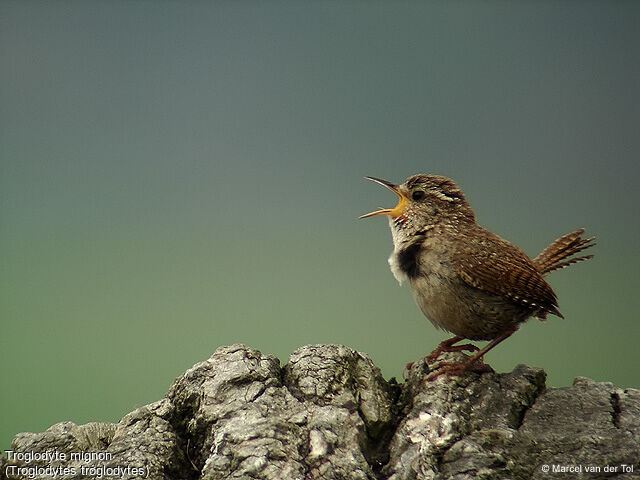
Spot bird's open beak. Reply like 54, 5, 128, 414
359, 176, 408, 219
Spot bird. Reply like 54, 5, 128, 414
360, 174, 595, 380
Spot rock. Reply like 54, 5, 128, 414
2, 344, 639, 480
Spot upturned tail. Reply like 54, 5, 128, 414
533, 228, 595, 276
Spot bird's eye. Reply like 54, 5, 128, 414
412, 190, 426, 201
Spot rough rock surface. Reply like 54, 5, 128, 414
2, 344, 639, 480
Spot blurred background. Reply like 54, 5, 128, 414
2, 1, 639, 451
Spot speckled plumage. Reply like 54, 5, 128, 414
362, 174, 595, 374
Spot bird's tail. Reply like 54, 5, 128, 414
533, 228, 595, 276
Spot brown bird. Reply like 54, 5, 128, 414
361, 174, 594, 380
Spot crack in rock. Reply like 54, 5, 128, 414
610, 391, 622, 429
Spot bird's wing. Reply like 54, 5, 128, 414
455, 229, 562, 318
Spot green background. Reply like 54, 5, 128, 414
2, 1, 639, 451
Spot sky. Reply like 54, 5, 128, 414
1, 1, 639, 451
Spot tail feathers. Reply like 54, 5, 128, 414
533, 228, 595, 276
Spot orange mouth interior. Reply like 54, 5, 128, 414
360, 178, 408, 218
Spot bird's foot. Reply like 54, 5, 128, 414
425, 340, 479, 364
426, 358, 493, 381
403, 358, 427, 379
404, 338, 480, 379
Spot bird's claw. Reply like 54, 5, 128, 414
425, 342, 479, 364
426, 359, 493, 381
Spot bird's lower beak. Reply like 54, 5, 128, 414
359, 176, 408, 219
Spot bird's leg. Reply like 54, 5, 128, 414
425, 335, 479, 363
426, 327, 517, 381
404, 335, 479, 375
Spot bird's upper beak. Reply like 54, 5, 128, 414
359, 176, 408, 219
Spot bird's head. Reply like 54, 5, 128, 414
360, 174, 475, 242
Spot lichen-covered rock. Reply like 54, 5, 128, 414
2, 345, 639, 480
4, 402, 185, 480
384, 359, 547, 480
161, 344, 397, 480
